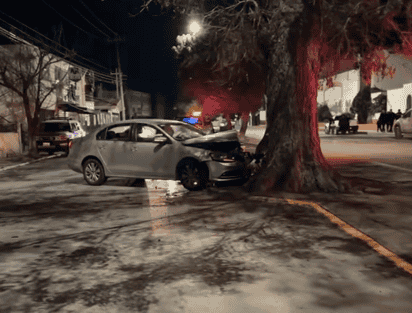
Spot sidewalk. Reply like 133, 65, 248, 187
243, 123, 396, 140
0, 152, 58, 171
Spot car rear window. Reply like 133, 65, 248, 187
40, 122, 71, 132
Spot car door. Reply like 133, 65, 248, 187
124, 123, 177, 179
399, 109, 412, 133
96, 123, 132, 175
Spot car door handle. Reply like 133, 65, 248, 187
131, 148, 139, 151
98, 146, 106, 150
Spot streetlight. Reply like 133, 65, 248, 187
189, 20, 201, 35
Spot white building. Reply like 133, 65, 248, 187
370, 51, 412, 114
0, 44, 97, 127
317, 69, 361, 114
318, 51, 412, 119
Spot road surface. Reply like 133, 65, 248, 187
1, 134, 412, 312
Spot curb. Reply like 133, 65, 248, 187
288, 198, 412, 276
0, 154, 59, 172
250, 196, 412, 276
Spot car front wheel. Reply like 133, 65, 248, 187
83, 159, 107, 186
395, 126, 403, 139
179, 161, 208, 191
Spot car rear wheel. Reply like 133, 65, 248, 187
395, 126, 403, 139
83, 159, 107, 186
179, 160, 208, 191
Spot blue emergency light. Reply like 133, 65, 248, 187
183, 117, 198, 125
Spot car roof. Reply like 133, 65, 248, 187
42, 119, 78, 123
110, 119, 187, 125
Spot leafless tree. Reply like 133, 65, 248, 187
0, 35, 74, 156
139, 0, 412, 193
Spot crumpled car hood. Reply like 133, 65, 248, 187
182, 130, 240, 152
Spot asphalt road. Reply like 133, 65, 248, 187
1, 134, 412, 312
320, 133, 412, 171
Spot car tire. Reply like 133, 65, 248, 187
395, 126, 403, 139
178, 160, 208, 191
83, 158, 107, 186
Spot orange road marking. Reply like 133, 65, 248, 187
286, 199, 412, 276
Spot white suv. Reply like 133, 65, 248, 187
36, 118, 86, 155
394, 109, 412, 139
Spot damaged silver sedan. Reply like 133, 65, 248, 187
67, 119, 251, 191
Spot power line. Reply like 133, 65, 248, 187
71, 5, 111, 38
40, 0, 105, 40
0, 10, 111, 71
0, 25, 115, 84
0, 21, 113, 80
78, 0, 119, 37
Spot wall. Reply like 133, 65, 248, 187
126, 90, 151, 118
371, 52, 412, 114
0, 132, 20, 157
317, 69, 360, 114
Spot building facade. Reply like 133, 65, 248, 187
125, 89, 151, 119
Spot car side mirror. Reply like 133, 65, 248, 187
154, 136, 167, 143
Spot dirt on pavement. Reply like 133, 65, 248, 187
1, 143, 412, 312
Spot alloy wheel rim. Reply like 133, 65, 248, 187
85, 162, 101, 182
181, 163, 200, 188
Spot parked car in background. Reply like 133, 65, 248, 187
324, 118, 337, 134
394, 108, 412, 139
36, 118, 86, 155
334, 113, 358, 135
67, 119, 251, 191
211, 114, 229, 132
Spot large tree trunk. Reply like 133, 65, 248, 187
245, 10, 350, 194
27, 120, 39, 157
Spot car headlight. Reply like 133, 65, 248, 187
209, 151, 236, 162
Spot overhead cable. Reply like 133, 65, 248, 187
0, 11, 110, 71
40, 0, 101, 39
71, 5, 111, 38
0, 26, 115, 84
78, 0, 119, 37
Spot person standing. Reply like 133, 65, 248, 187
395, 109, 402, 120
386, 109, 396, 132
377, 110, 387, 132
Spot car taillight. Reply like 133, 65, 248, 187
68, 140, 73, 149
59, 135, 68, 141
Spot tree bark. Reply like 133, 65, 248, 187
245, 9, 350, 194
223, 113, 232, 130
239, 111, 249, 136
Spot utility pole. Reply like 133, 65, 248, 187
111, 68, 120, 121
108, 36, 126, 121
116, 42, 126, 121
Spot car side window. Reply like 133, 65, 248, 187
105, 124, 132, 141
70, 123, 80, 131
96, 128, 107, 140
404, 111, 411, 118
132, 124, 161, 142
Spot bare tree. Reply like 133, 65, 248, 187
139, 0, 412, 193
0, 38, 74, 156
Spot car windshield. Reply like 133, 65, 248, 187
159, 123, 205, 141
40, 122, 71, 132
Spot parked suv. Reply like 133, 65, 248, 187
36, 118, 86, 155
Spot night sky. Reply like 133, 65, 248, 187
0, 0, 183, 104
